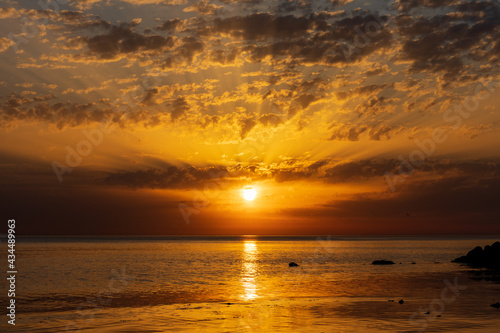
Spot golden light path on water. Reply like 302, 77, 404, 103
241, 240, 258, 301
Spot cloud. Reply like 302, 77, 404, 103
394, 0, 457, 12
70, 21, 175, 61
171, 96, 190, 120
282, 175, 500, 233
258, 113, 283, 127
156, 18, 183, 32
395, 2, 500, 83
0, 7, 22, 19
328, 123, 404, 141
239, 117, 258, 139
183, 0, 222, 15
208, 13, 315, 40
105, 165, 230, 189
100, 158, 500, 192
0, 37, 14, 53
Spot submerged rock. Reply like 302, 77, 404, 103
289, 262, 299, 267
451, 242, 500, 269
398, 299, 404, 304
490, 303, 500, 309
371, 260, 395, 265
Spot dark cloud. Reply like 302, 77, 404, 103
59, 10, 86, 22
295, 94, 316, 109
354, 96, 395, 116
163, 36, 204, 68
141, 88, 159, 106
171, 96, 190, 120
270, 159, 500, 184
321, 159, 401, 182
329, 124, 368, 141
281, 175, 500, 234
0, 96, 118, 130
183, 0, 221, 15
336, 83, 393, 100
105, 165, 230, 189
209, 47, 240, 65
258, 113, 283, 126
0, 95, 169, 130
208, 13, 316, 40
328, 124, 402, 141
74, 21, 175, 60
237, 12, 393, 66
240, 118, 257, 139
396, 2, 500, 82
395, 0, 456, 12
155, 18, 183, 32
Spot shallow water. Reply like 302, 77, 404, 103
1, 236, 500, 332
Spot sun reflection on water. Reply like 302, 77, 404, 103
241, 240, 259, 301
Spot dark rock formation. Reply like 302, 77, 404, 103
289, 262, 299, 267
371, 260, 395, 265
490, 303, 500, 309
398, 299, 404, 304
451, 242, 500, 269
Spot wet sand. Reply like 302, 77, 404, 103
8, 294, 500, 333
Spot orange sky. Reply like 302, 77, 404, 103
1, 0, 499, 235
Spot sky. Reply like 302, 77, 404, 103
0, 0, 499, 235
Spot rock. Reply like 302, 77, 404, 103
372, 260, 395, 265
451, 242, 500, 269
490, 303, 500, 309
289, 262, 299, 267
398, 299, 404, 304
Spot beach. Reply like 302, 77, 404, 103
2, 236, 500, 332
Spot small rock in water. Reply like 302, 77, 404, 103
398, 299, 404, 305
372, 260, 395, 265
289, 262, 299, 267
490, 303, 500, 309
388, 300, 394, 302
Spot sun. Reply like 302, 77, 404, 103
242, 187, 257, 201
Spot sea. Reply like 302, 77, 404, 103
1, 235, 500, 332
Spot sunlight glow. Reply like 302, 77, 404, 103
242, 187, 257, 201
241, 240, 258, 300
